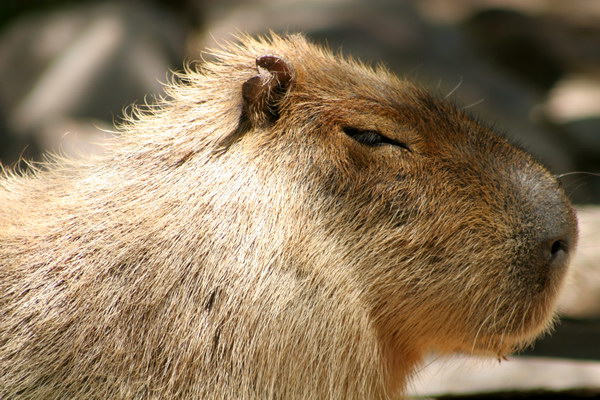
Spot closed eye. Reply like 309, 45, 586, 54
343, 127, 412, 152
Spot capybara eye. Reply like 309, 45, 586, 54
342, 127, 411, 151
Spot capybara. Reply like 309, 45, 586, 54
0, 34, 577, 399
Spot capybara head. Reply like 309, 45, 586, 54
218, 34, 577, 353
0, 34, 577, 399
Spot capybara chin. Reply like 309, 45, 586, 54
0, 34, 577, 399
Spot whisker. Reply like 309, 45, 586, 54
470, 297, 499, 354
555, 171, 600, 179
462, 98, 485, 110
445, 76, 463, 99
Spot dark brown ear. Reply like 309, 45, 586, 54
242, 55, 294, 127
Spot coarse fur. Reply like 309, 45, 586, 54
0, 34, 577, 399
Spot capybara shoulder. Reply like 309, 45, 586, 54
0, 34, 577, 399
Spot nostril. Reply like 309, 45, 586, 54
550, 239, 568, 256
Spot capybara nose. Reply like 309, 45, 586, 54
534, 206, 576, 272
549, 238, 568, 258
521, 174, 577, 273
546, 238, 569, 266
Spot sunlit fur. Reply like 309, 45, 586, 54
0, 34, 576, 399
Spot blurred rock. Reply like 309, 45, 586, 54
418, 0, 600, 26
462, 9, 565, 91
546, 73, 600, 123
409, 356, 600, 398
0, 1, 187, 163
559, 206, 600, 319
540, 73, 600, 203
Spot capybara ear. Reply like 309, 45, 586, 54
242, 55, 294, 127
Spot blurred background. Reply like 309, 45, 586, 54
1, 0, 599, 398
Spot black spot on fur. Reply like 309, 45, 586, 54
213, 327, 221, 349
174, 151, 197, 168
205, 289, 218, 312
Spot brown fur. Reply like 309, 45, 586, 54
0, 34, 577, 399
